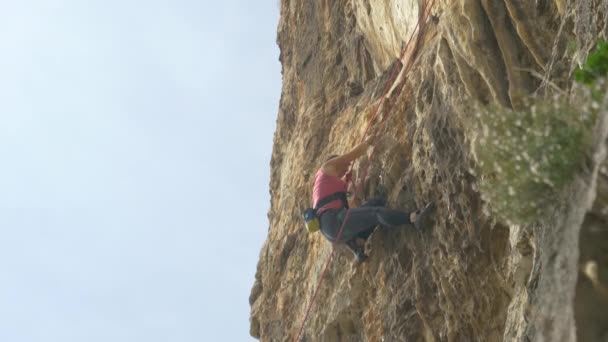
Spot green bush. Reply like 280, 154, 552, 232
575, 40, 608, 85
471, 98, 595, 225
468, 41, 606, 225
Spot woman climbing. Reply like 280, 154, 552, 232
311, 135, 435, 262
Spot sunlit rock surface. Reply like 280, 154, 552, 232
250, 1, 608, 341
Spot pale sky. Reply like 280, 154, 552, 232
0, 1, 280, 341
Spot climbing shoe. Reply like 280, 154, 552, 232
346, 238, 368, 263
414, 202, 435, 230
355, 251, 368, 263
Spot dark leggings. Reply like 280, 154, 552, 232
319, 197, 412, 243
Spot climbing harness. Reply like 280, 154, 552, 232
303, 191, 349, 233
294, 1, 437, 340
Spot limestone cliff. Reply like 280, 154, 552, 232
250, 1, 608, 341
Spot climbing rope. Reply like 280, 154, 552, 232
353, 0, 435, 200
346, 0, 435, 206
294, 1, 436, 340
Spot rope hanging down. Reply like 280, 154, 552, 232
294, 1, 436, 340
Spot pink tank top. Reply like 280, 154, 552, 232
312, 169, 347, 213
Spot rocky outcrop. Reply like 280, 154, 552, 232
251, 0, 608, 341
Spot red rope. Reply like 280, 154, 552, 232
293, 209, 351, 342
353, 0, 436, 200
293, 2, 435, 340
361, 0, 435, 140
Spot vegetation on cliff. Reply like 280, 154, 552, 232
470, 41, 608, 226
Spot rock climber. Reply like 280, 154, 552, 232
311, 135, 434, 262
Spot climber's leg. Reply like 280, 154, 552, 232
352, 196, 387, 240
360, 197, 386, 208
320, 206, 412, 243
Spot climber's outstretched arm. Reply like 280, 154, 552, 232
321, 137, 372, 177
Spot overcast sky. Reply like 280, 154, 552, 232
0, 1, 280, 341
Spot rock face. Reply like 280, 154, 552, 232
250, 0, 608, 341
